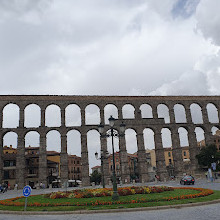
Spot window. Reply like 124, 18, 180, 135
183, 151, 186, 156
168, 152, 171, 157
169, 159, 172, 164
77, 160, 79, 164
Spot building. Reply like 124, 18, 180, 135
91, 165, 101, 174
68, 154, 82, 181
2, 145, 82, 188
107, 152, 138, 183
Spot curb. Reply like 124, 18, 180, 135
0, 199, 220, 215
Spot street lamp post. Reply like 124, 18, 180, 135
98, 115, 126, 201
95, 149, 108, 188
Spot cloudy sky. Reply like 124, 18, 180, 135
0, 0, 219, 96
1, 0, 220, 171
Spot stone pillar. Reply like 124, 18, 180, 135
39, 133, 47, 186
81, 133, 90, 186
134, 107, 141, 120
169, 106, 175, 124
19, 107, 24, 128
118, 107, 123, 119
0, 134, 3, 184
60, 134, 68, 185
100, 137, 110, 186
185, 107, 193, 124
204, 129, 213, 146
136, 131, 149, 183
0, 107, 3, 128
201, 106, 209, 124
81, 108, 86, 125
171, 128, 183, 176
41, 108, 45, 127
119, 135, 130, 184
152, 105, 158, 119
61, 108, 65, 127
16, 134, 25, 189
187, 126, 199, 173
100, 107, 105, 124
154, 131, 168, 181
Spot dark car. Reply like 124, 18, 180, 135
180, 175, 195, 185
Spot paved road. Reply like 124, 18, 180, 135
0, 203, 220, 220
0, 179, 219, 220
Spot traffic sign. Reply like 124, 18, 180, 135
23, 185, 32, 197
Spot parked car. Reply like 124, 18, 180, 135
180, 175, 195, 185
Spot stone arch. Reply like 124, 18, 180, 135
2, 103, 20, 128
87, 129, 101, 173
67, 129, 81, 156
85, 104, 100, 125
46, 130, 61, 153
211, 126, 220, 135
143, 128, 156, 171
25, 131, 40, 147
161, 128, 172, 148
122, 104, 135, 119
195, 127, 205, 147
65, 104, 81, 127
125, 128, 137, 154
140, 104, 153, 118
157, 104, 170, 123
174, 104, 186, 123
104, 104, 118, 124
45, 104, 61, 127
143, 128, 155, 150
3, 131, 18, 148
178, 127, 189, 147
190, 103, 203, 124
207, 103, 219, 123
24, 104, 41, 128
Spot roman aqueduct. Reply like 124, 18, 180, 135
0, 95, 220, 188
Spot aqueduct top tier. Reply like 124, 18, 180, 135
0, 95, 220, 188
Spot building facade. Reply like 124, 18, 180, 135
2, 145, 81, 188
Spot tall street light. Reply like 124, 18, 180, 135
95, 149, 109, 188
98, 115, 126, 201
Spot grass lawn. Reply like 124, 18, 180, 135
0, 188, 219, 212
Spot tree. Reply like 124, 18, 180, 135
90, 170, 102, 185
196, 144, 220, 170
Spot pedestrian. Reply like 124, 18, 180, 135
14, 183, 18, 190
205, 171, 208, 179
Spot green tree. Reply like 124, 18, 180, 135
90, 170, 102, 185
196, 144, 220, 170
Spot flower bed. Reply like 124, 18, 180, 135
0, 187, 213, 208
47, 186, 173, 199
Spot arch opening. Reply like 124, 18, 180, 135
65, 104, 81, 127
85, 104, 100, 125
24, 104, 41, 128
140, 104, 153, 118
45, 105, 61, 127
157, 104, 170, 124
122, 104, 135, 119
3, 104, 19, 128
